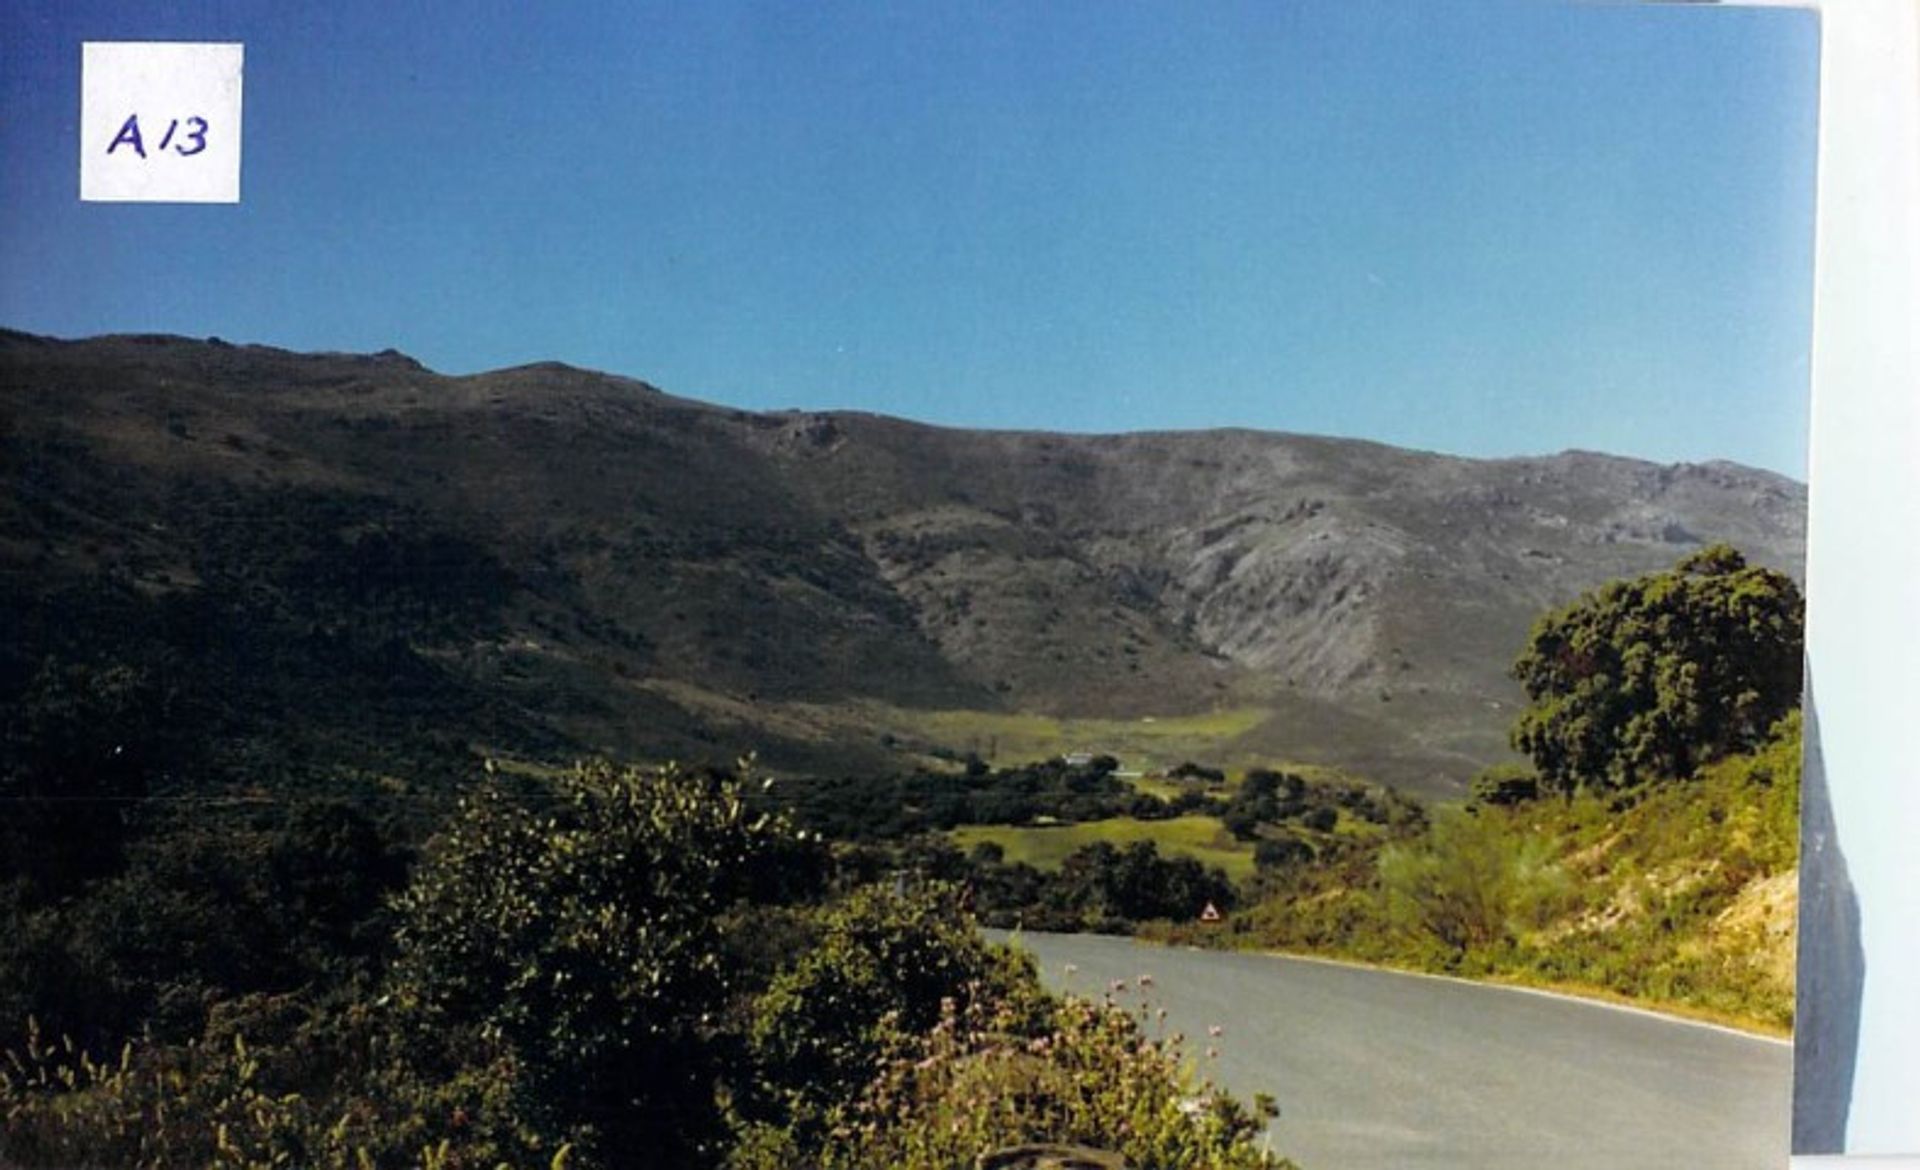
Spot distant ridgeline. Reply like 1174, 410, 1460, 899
0, 329, 1805, 797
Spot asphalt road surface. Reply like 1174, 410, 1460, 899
992, 932, 1791, 1170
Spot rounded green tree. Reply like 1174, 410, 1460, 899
1509, 544, 1803, 796
386, 760, 813, 1168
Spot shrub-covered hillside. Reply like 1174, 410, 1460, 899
0, 760, 1292, 1170
1156, 547, 1805, 1033
1178, 715, 1800, 1032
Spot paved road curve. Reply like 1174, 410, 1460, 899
993, 932, 1791, 1170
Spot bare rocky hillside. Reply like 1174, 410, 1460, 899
1, 330, 1804, 794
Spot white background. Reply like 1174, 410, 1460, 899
1779, 0, 1920, 1162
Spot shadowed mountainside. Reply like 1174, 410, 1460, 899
1, 330, 1805, 794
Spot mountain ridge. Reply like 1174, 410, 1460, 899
1, 329, 1805, 795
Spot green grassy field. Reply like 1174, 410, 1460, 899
951, 815, 1256, 881
631, 682, 1288, 775
1126, 775, 1196, 801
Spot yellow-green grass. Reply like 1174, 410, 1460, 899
626, 682, 1280, 774
1127, 775, 1196, 801
880, 706, 1269, 772
951, 815, 1256, 881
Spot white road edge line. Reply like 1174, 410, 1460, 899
998, 931, 1793, 1049
1251, 948, 1794, 1049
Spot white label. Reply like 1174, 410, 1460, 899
81, 42, 243, 203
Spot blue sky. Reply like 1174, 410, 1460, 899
2, 2, 1819, 477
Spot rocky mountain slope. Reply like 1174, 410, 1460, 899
1, 330, 1805, 794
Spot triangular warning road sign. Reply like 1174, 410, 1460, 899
1199, 901, 1221, 923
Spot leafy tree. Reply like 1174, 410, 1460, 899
1053, 841, 1235, 926
769, 758, 1148, 841
1253, 837, 1313, 870
967, 840, 1006, 866
1221, 807, 1262, 842
746, 884, 1031, 1135
1509, 545, 1802, 796
385, 760, 819, 1169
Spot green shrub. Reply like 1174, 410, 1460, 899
1252, 837, 1313, 870
761, 992, 1290, 1170
0, 1013, 384, 1170
1378, 809, 1570, 956
746, 884, 1041, 1136
386, 759, 816, 1169
1468, 763, 1541, 808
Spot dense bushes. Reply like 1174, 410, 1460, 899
946, 838, 1236, 933
1378, 809, 1571, 958
2, 760, 1290, 1169
760, 990, 1290, 1170
1170, 546, 1805, 1028
384, 761, 826, 1167
0, 660, 176, 903
745, 884, 1039, 1140
0, 796, 406, 1055
1171, 713, 1803, 1030
1217, 768, 1420, 844
1510, 544, 1803, 795
766, 755, 1149, 839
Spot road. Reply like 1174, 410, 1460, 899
992, 932, 1791, 1170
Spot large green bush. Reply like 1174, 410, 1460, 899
746, 884, 1040, 1134
386, 760, 817, 1169
4, 753, 1303, 1170
774, 991, 1291, 1170
1509, 545, 1802, 795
